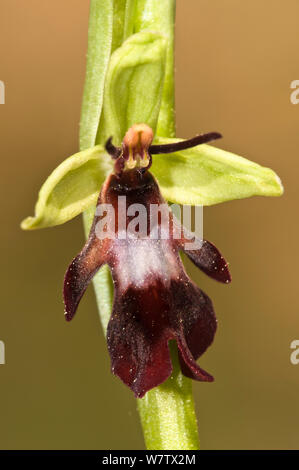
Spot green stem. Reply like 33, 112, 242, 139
137, 343, 200, 450
79, 0, 113, 151
80, 0, 199, 450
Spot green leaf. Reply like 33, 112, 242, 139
97, 31, 167, 145
21, 146, 112, 230
79, 0, 113, 151
151, 137, 284, 206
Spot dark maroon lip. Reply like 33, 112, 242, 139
63, 166, 230, 397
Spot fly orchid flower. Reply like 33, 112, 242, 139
21, 29, 282, 401
63, 124, 231, 398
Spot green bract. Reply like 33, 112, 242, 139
21, 146, 112, 230
97, 31, 167, 145
152, 138, 283, 206
133, 0, 176, 137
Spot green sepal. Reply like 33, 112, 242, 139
21, 146, 112, 230
151, 137, 284, 206
21, 135, 283, 231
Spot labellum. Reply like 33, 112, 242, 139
64, 124, 231, 398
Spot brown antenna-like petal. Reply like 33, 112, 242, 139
105, 137, 121, 159
149, 132, 222, 154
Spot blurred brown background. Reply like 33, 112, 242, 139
0, 0, 298, 449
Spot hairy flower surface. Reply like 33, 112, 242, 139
64, 124, 231, 397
